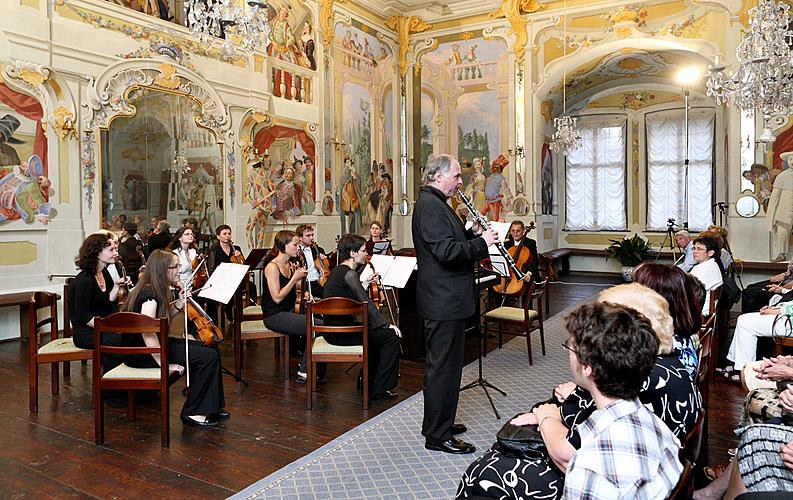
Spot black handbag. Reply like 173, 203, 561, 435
496, 414, 548, 460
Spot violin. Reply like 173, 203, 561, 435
228, 239, 245, 264
315, 246, 331, 287
291, 257, 307, 313
366, 260, 385, 307
191, 253, 208, 290
185, 296, 223, 346
116, 259, 129, 306
493, 221, 537, 296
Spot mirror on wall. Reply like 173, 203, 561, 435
736, 194, 761, 218
100, 89, 223, 239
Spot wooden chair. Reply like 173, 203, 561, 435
483, 277, 549, 365
668, 458, 693, 500
28, 289, 93, 413
696, 314, 716, 396
679, 410, 706, 466
305, 297, 368, 410
232, 289, 289, 381
93, 312, 179, 447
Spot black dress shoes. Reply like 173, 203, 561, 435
425, 437, 476, 454
450, 423, 468, 435
371, 390, 399, 403
214, 409, 230, 420
181, 415, 219, 428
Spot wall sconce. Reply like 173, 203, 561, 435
327, 128, 347, 151
508, 145, 525, 158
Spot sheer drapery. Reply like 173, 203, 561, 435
646, 108, 715, 231
564, 116, 627, 231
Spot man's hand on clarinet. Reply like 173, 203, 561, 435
482, 227, 499, 246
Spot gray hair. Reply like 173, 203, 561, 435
422, 154, 455, 185
675, 229, 690, 239
158, 220, 171, 233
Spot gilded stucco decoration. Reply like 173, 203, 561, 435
53, 106, 78, 140
385, 15, 432, 77
5, 60, 50, 89
413, 38, 439, 76
320, 0, 345, 46
81, 59, 231, 210
489, 0, 544, 61
117, 42, 200, 73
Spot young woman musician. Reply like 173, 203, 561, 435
122, 249, 227, 427
169, 226, 199, 286
261, 229, 322, 382
323, 234, 401, 401
207, 224, 243, 274
366, 220, 393, 256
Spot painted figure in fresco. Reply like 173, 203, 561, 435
0, 114, 23, 168
447, 44, 463, 65
245, 160, 275, 249
742, 163, 773, 211
0, 154, 53, 224
339, 156, 362, 234
483, 154, 512, 222
268, 5, 304, 99
541, 143, 553, 215
364, 160, 381, 225
274, 166, 302, 218
302, 157, 315, 214
377, 163, 393, 233
464, 157, 487, 213
301, 22, 316, 71
767, 152, 793, 262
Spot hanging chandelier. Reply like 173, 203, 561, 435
706, 0, 793, 143
550, 0, 581, 154
185, 0, 270, 56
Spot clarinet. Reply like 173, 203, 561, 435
455, 188, 526, 281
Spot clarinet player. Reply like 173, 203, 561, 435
412, 154, 499, 454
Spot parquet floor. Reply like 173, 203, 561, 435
0, 272, 743, 497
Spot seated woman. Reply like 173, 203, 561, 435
633, 263, 703, 380
723, 301, 793, 379
169, 225, 199, 287
323, 234, 401, 402
261, 229, 321, 383
121, 249, 227, 427
457, 283, 700, 499
742, 257, 793, 314
365, 220, 393, 256
690, 235, 724, 316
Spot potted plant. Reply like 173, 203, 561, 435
605, 233, 656, 281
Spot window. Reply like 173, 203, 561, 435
646, 108, 715, 231
564, 116, 627, 231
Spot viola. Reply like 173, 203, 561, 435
493, 221, 537, 296
191, 253, 208, 290
185, 296, 223, 346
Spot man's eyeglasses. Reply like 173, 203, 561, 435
562, 338, 577, 354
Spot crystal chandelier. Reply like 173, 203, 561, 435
706, 0, 793, 143
550, 0, 581, 154
185, 0, 270, 56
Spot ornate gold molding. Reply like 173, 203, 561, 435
489, 0, 544, 61
385, 15, 432, 77
53, 106, 77, 140
153, 64, 180, 90
320, 0, 345, 46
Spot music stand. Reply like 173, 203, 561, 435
460, 261, 507, 419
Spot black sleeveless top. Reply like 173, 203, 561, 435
261, 266, 296, 316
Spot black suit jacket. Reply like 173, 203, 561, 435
146, 232, 171, 256
412, 186, 489, 321
504, 236, 540, 280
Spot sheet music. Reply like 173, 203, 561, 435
489, 255, 510, 277
370, 254, 416, 289
463, 220, 511, 255
198, 262, 250, 304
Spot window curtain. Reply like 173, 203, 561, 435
564, 117, 627, 231
646, 108, 715, 231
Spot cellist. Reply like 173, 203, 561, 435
504, 220, 539, 282
121, 249, 227, 428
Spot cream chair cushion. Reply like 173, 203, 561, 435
243, 305, 262, 317
485, 307, 538, 322
240, 320, 285, 338
38, 337, 88, 355
312, 336, 362, 355
103, 363, 182, 380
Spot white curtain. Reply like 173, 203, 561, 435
564, 117, 627, 231
646, 108, 715, 231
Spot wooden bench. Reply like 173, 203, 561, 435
540, 248, 574, 281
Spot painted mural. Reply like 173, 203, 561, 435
0, 84, 52, 226
420, 36, 511, 219
267, 2, 316, 101
334, 22, 395, 236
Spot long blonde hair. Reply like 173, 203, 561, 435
598, 283, 675, 355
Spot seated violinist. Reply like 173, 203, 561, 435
366, 221, 393, 256
122, 249, 227, 428
323, 234, 401, 403
296, 223, 327, 299
503, 220, 539, 282
169, 226, 199, 287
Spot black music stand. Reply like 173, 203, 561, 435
460, 262, 507, 419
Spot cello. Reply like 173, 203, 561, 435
492, 221, 537, 296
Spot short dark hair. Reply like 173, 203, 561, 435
295, 224, 313, 237
337, 234, 366, 261
75, 233, 113, 274
632, 263, 701, 338
692, 235, 720, 258
215, 224, 231, 236
563, 302, 658, 400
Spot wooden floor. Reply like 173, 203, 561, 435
0, 272, 743, 498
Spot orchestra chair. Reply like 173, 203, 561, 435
668, 458, 693, 500
28, 290, 93, 413
92, 312, 179, 447
483, 277, 549, 365
232, 289, 289, 381
305, 298, 368, 410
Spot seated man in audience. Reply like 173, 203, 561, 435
675, 229, 696, 272
689, 235, 724, 316
562, 302, 683, 498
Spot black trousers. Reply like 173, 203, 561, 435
422, 318, 466, 442
325, 324, 400, 395
74, 330, 124, 373
126, 339, 225, 417
741, 280, 774, 314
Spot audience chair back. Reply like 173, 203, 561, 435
680, 410, 706, 466
668, 458, 693, 499
483, 277, 549, 365
232, 288, 289, 381
29, 289, 92, 413
92, 312, 173, 447
305, 297, 368, 410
